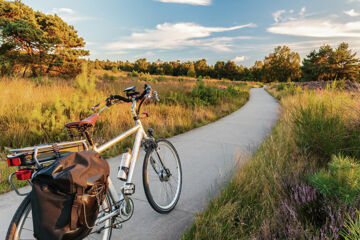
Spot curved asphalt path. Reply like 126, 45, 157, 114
0, 87, 279, 239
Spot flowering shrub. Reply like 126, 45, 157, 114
258, 177, 358, 239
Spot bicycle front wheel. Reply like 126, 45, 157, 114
6, 194, 113, 240
143, 139, 182, 213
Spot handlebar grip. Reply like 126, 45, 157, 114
91, 103, 101, 111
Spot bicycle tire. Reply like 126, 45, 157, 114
143, 139, 182, 213
6, 193, 113, 240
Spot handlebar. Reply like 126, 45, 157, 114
91, 84, 159, 113
111, 83, 151, 103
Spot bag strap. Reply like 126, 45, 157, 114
70, 186, 83, 230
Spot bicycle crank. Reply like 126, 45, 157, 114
119, 197, 134, 222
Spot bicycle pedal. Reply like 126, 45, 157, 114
122, 183, 135, 195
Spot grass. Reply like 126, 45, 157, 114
0, 69, 251, 194
182, 85, 360, 239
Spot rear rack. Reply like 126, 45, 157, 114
8, 140, 89, 167
7, 140, 89, 196
9, 140, 89, 153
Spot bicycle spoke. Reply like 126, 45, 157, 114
144, 140, 182, 213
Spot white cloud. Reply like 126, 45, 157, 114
272, 7, 306, 23
50, 8, 91, 22
232, 56, 248, 63
345, 9, 360, 17
154, 0, 211, 5
268, 7, 360, 38
105, 22, 256, 52
268, 18, 360, 38
273, 10, 286, 23
52, 8, 74, 14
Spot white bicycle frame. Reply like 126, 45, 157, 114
91, 99, 151, 224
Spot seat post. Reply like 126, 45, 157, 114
83, 131, 95, 148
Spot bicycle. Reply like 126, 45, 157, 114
6, 84, 183, 240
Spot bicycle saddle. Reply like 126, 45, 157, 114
65, 113, 99, 128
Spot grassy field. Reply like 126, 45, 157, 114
0, 68, 254, 194
182, 83, 360, 239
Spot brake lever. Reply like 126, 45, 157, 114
106, 95, 115, 106
91, 103, 101, 111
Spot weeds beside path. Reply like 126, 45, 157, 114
183, 85, 360, 239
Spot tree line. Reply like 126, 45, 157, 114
0, 0, 88, 77
90, 43, 360, 82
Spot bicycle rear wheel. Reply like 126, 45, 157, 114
6, 194, 113, 240
143, 139, 182, 213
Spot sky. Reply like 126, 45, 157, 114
23, 0, 360, 66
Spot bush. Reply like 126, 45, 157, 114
111, 66, 118, 73
258, 177, 358, 239
139, 72, 153, 82
157, 75, 166, 82
294, 102, 347, 159
277, 82, 286, 91
103, 73, 110, 80
326, 79, 347, 90
310, 155, 360, 204
131, 70, 139, 77
178, 77, 184, 83
191, 80, 219, 105
103, 73, 116, 81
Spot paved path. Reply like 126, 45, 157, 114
0, 87, 280, 239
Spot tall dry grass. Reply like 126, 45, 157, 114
183, 87, 360, 239
0, 73, 250, 193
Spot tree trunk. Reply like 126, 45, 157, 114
22, 65, 28, 78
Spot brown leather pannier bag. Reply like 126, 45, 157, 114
31, 151, 110, 240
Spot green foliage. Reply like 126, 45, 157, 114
263, 45, 301, 82
294, 101, 347, 159
103, 73, 110, 80
191, 80, 246, 106
310, 155, 360, 204
74, 63, 96, 94
103, 73, 116, 82
277, 82, 286, 91
301, 43, 360, 82
131, 70, 139, 77
187, 66, 196, 78
111, 66, 118, 73
30, 76, 53, 86
0, 0, 89, 77
341, 211, 360, 240
139, 72, 153, 82
191, 79, 219, 105
156, 75, 166, 82
326, 79, 346, 90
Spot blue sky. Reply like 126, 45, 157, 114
23, 0, 360, 66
